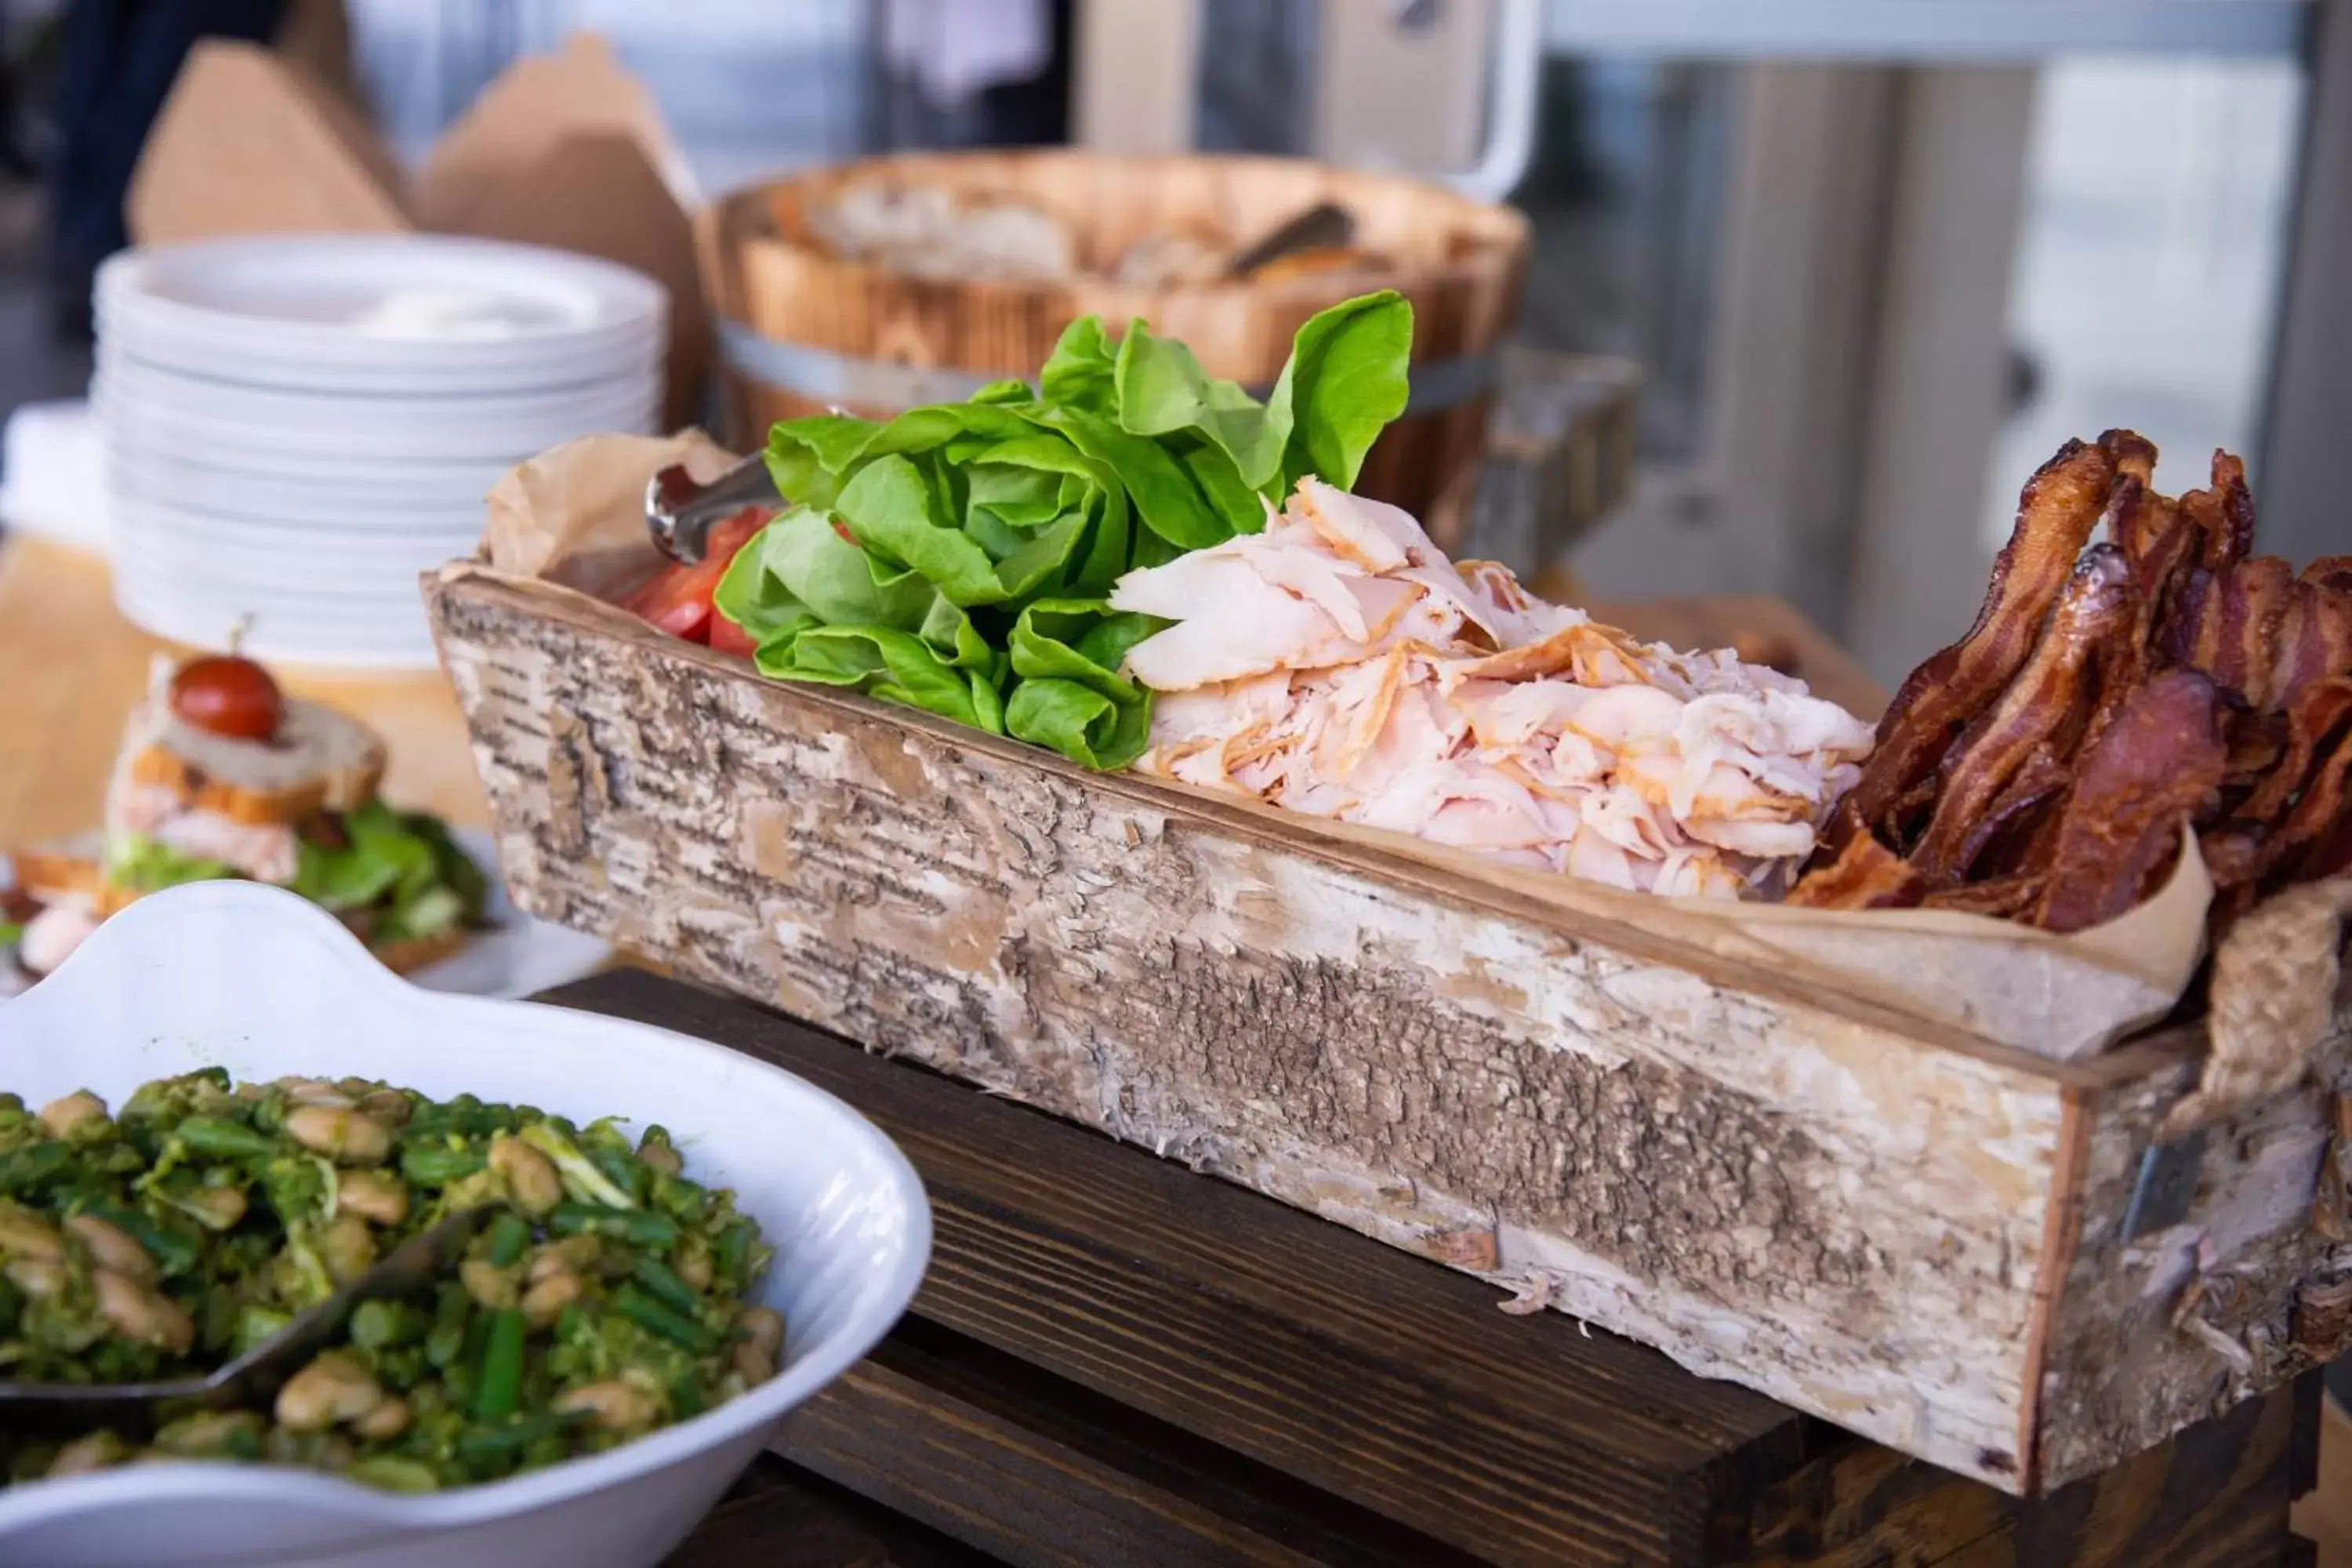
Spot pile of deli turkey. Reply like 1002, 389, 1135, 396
1110, 479, 1875, 898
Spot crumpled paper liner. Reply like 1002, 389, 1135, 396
468, 431, 2223, 1065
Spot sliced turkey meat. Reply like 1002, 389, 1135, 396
1114, 477, 1875, 898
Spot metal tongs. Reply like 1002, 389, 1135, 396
647, 456, 783, 566
0, 1207, 488, 1437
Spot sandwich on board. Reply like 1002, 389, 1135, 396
5, 651, 486, 977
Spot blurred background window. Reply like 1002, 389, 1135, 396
1983, 56, 2305, 550
347, 0, 874, 190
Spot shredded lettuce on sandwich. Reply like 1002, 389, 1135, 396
103, 803, 486, 946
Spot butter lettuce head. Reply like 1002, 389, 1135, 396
724, 290, 1416, 769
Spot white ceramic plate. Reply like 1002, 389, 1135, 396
93, 373, 660, 464
107, 563, 437, 622
103, 446, 515, 525
108, 504, 471, 589
92, 310, 666, 400
105, 552, 440, 609
107, 579, 440, 671
0, 829, 611, 1003
94, 236, 668, 388
95, 350, 660, 440
0, 881, 931, 1568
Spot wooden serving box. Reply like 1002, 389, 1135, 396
699, 151, 1526, 554
425, 561, 2352, 1500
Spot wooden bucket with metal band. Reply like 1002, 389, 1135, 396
698, 150, 1528, 552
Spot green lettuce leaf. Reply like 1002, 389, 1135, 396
732, 291, 1414, 769
1038, 316, 1117, 412
1268, 289, 1415, 492
290, 801, 486, 943
758, 625, 1009, 735
105, 835, 236, 893
1112, 321, 1290, 489
1113, 290, 1412, 495
1002, 601, 1165, 771
1029, 405, 1226, 551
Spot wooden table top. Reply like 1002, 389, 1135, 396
550, 971, 2315, 1568
0, 535, 488, 849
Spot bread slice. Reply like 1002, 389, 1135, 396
372, 927, 473, 977
12, 832, 104, 905
114, 691, 389, 828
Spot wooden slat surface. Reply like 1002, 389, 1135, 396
1712, 1369, 2314, 1567
550, 970, 1815, 1568
570, 972, 2322, 1568
782, 1322, 1478, 1568
666, 1455, 1002, 1567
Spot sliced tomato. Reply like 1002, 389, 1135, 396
709, 614, 760, 658
622, 507, 772, 645
623, 576, 714, 642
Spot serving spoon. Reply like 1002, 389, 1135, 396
1222, 201, 1356, 278
0, 1207, 488, 1438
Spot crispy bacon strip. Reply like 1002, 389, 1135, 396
2108, 474, 2184, 599
2100, 428, 2158, 486
2240, 675, 2352, 825
1823, 440, 2116, 857
2032, 670, 2226, 933
1948, 745, 2073, 880
2263, 722, 2352, 883
2295, 804, 2352, 883
1920, 874, 2044, 919
1911, 549, 2138, 885
2223, 704, 2288, 793
2304, 557, 2352, 595
2178, 450, 2256, 573
2161, 557, 2298, 710
2267, 581, 2352, 712
2102, 431, 2205, 651
1784, 831, 1926, 910
2198, 823, 2267, 891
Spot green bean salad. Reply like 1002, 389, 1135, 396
0, 1070, 779, 1491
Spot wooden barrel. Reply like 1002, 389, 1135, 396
699, 150, 1528, 551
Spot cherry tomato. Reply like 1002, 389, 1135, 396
169, 655, 285, 741
621, 508, 771, 645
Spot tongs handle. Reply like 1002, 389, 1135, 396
647, 455, 783, 565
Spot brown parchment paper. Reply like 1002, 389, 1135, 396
474, 433, 2218, 1063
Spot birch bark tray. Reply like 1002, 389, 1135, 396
423, 560, 2352, 1499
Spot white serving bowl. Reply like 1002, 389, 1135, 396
0, 882, 931, 1568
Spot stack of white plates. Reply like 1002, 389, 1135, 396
93, 234, 667, 669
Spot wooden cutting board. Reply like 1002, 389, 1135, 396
0, 532, 1880, 852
